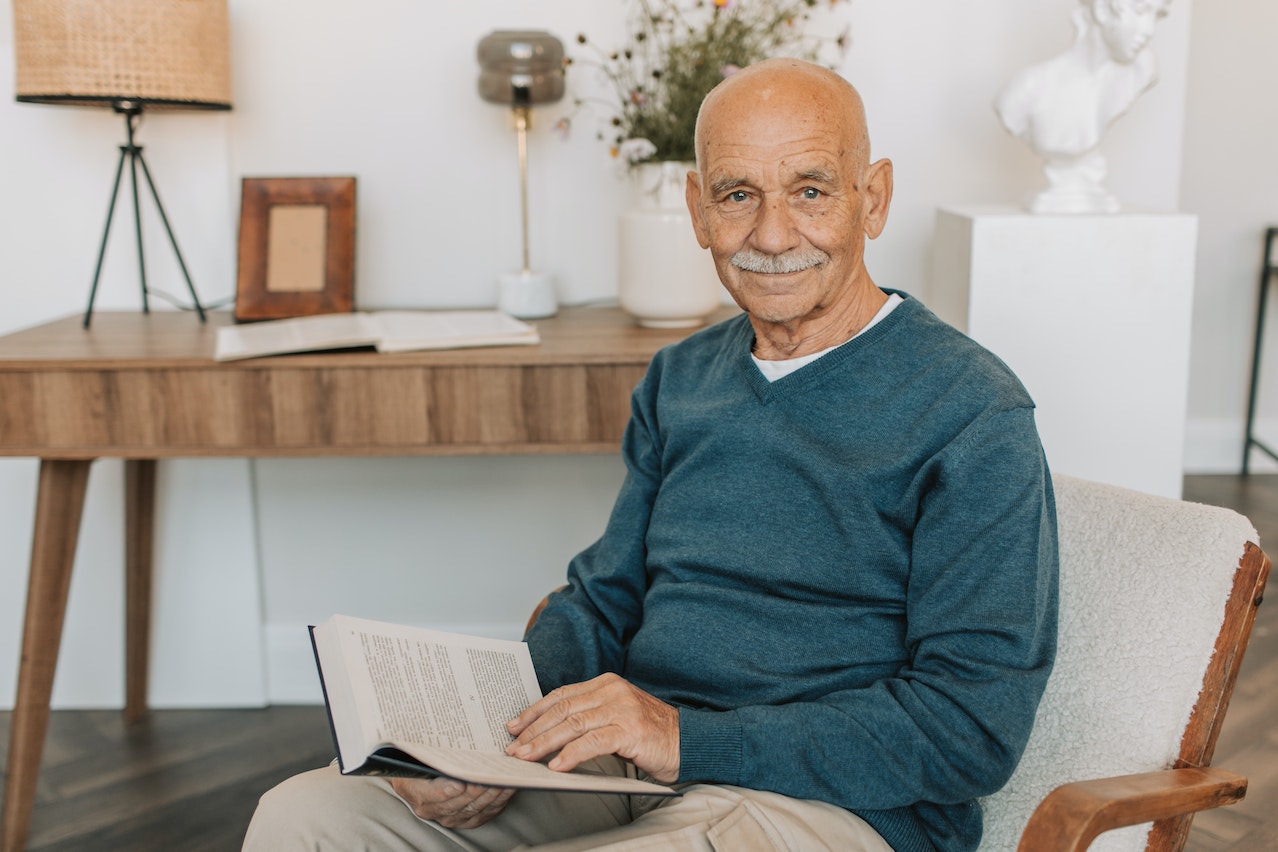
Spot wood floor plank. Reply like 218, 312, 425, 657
1, 707, 335, 851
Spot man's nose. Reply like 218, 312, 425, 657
752, 196, 800, 254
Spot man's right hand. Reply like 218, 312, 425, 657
388, 776, 515, 829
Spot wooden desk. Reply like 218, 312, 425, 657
0, 307, 726, 851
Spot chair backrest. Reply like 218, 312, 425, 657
978, 474, 1266, 851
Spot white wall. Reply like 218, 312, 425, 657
1, 0, 1260, 709
1180, 0, 1278, 472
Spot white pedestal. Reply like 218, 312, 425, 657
931, 205, 1197, 499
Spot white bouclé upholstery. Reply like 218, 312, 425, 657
978, 474, 1259, 852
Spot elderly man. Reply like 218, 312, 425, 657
245, 58, 1057, 852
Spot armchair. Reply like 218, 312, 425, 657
979, 474, 1267, 851
525, 474, 1268, 851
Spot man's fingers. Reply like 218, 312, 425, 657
464, 784, 514, 812
545, 725, 622, 772
512, 674, 626, 741
509, 705, 613, 763
507, 680, 622, 762
508, 677, 608, 736
388, 776, 515, 828
502, 673, 681, 784
390, 776, 462, 807
440, 786, 515, 829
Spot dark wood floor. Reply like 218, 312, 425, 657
0, 474, 1274, 851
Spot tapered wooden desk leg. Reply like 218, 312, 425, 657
124, 459, 157, 724
1, 459, 92, 852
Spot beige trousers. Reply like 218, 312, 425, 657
242, 759, 894, 851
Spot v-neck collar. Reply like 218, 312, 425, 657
735, 290, 914, 403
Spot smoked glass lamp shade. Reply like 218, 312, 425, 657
477, 30, 565, 107
13, 0, 232, 111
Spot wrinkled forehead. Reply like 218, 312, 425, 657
696, 72, 869, 171
700, 136, 850, 189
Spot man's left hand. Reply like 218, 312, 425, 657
505, 673, 680, 784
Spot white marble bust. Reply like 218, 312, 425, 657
994, 0, 1172, 214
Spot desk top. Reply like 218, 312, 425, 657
0, 307, 739, 458
0, 307, 738, 371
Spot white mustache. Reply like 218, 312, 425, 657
730, 248, 828, 274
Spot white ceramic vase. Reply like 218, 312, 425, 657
618, 161, 722, 328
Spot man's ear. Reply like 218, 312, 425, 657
686, 170, 711, 249
861, 157, 893, 240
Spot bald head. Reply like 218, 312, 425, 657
684, 57, 893, 356
694, 58, 871, 173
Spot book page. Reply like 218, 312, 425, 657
214, 313, 380, 361
393, 743, 677, 796
313, 615, 678, 796
371, 310, 539, 352
330, 615, 542, 754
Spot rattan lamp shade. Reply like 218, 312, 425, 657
13, 0, 232, 110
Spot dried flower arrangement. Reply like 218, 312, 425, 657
565, 0, 852, 166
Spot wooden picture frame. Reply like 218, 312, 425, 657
234, 177, 357, 322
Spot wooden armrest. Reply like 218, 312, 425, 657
525, 595, 552, 635
1017, 766, 1247, 852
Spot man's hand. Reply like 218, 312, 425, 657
388, 776, 515, 829
505, 673, 680, 784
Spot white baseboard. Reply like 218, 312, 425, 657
264, 620, 529, 705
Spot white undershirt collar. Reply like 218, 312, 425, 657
752, 293, 903, 383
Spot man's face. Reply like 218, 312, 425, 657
686, 93, 889, 328
1094, 0, 1170, 63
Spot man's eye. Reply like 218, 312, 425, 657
727, 190, 750, 203
801, 187, 822, 200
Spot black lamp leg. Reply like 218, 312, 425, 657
83, 105, 207, 328
127, 132, 150, 317
84, 145, 129, 328
136, 152, 206, 322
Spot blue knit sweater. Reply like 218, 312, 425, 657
527, 291, 1059, 851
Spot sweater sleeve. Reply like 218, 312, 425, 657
679, 406, 1058, 813
524, 366, 665, 692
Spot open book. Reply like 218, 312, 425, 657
309, 614, 677, 796
214, 310, 540, 361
